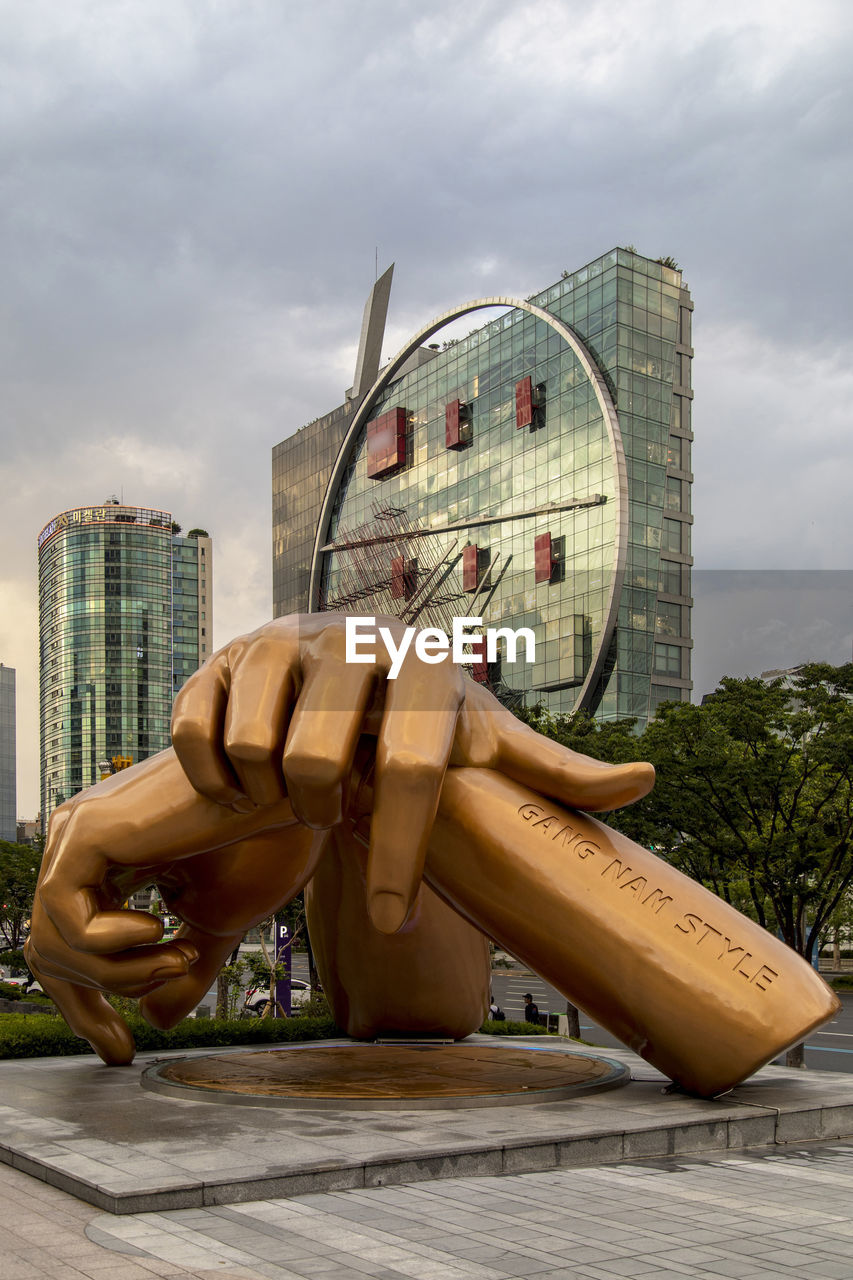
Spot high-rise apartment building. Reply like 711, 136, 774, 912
0, 664, 15, 840
172, 527, 213, 693
272, 248, 692, 726
38, 502, 212, 823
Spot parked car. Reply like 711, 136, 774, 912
0, 970, 43, 996
241, 978, 311, 1017
161, 915, 182, 941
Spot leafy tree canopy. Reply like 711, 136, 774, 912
0, 841, 41, 953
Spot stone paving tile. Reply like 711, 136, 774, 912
812, 1265, 853, 1280
13, 1136, 853, 1277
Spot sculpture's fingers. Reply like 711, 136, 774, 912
221, 634, 300, 806
27, 936, 192, 1065
39, 880, 167, 955
496, 713, 655, 811
171, 649, 248, 807
451, 683, 654, 811
140, 926, 243, 1028
282, 643, 377, 830
29, 965, 137, 1065
368, 657, 465, 934
28, 913, 199, 994
38, 837, 175, 955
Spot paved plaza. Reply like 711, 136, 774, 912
4, 1040, 853, 1213
6, 1139, 853, 1279
3, 1039, 853, 1277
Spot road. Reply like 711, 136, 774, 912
205, 951, 853, 1075
489, 968, 853, 1075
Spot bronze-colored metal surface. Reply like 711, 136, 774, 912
25, 614, 840, 1098
427, 770, 838, 1097
142, 1043, 629, 1109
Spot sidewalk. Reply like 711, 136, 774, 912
4, 1036, 853, 1278
6, 1137, 853, 1279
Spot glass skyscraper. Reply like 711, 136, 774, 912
38, 502, 212, 823
0, 664, 15, 840
273, 248, 692, 725
171, 532, 212, 693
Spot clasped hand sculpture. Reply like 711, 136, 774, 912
26, 615, 837, 1097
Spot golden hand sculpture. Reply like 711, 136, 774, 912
26, 615, 838, 1096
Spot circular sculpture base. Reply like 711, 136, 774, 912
141, 1041, 629, 1110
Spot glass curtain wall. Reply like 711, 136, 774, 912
39, 506, 174, 822
313, 249, 692, 722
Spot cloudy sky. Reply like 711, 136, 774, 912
1, 0, 851, 815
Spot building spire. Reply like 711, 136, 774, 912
350, 262, 394, 402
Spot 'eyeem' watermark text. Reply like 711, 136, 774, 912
345, 616, 535, 679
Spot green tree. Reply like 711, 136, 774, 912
0, 841, 41, 952
241, 950, 287, 1017
634, 666, 853, 963
215, 959, 248, 1019
517, 704, 642, 767
824, 889, 853, 969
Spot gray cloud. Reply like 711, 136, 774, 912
692, 571, 853, 698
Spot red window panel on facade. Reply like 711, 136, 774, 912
445, 400, 471, 449
534, 532, 554, 583
391, 555, 405, 598
445, 400, 462, 448
462, 544, 479, 592
391, 555, 416, 600
367, 407, 407, 479
470, 635, 489, 684
515, 377, 533, 430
